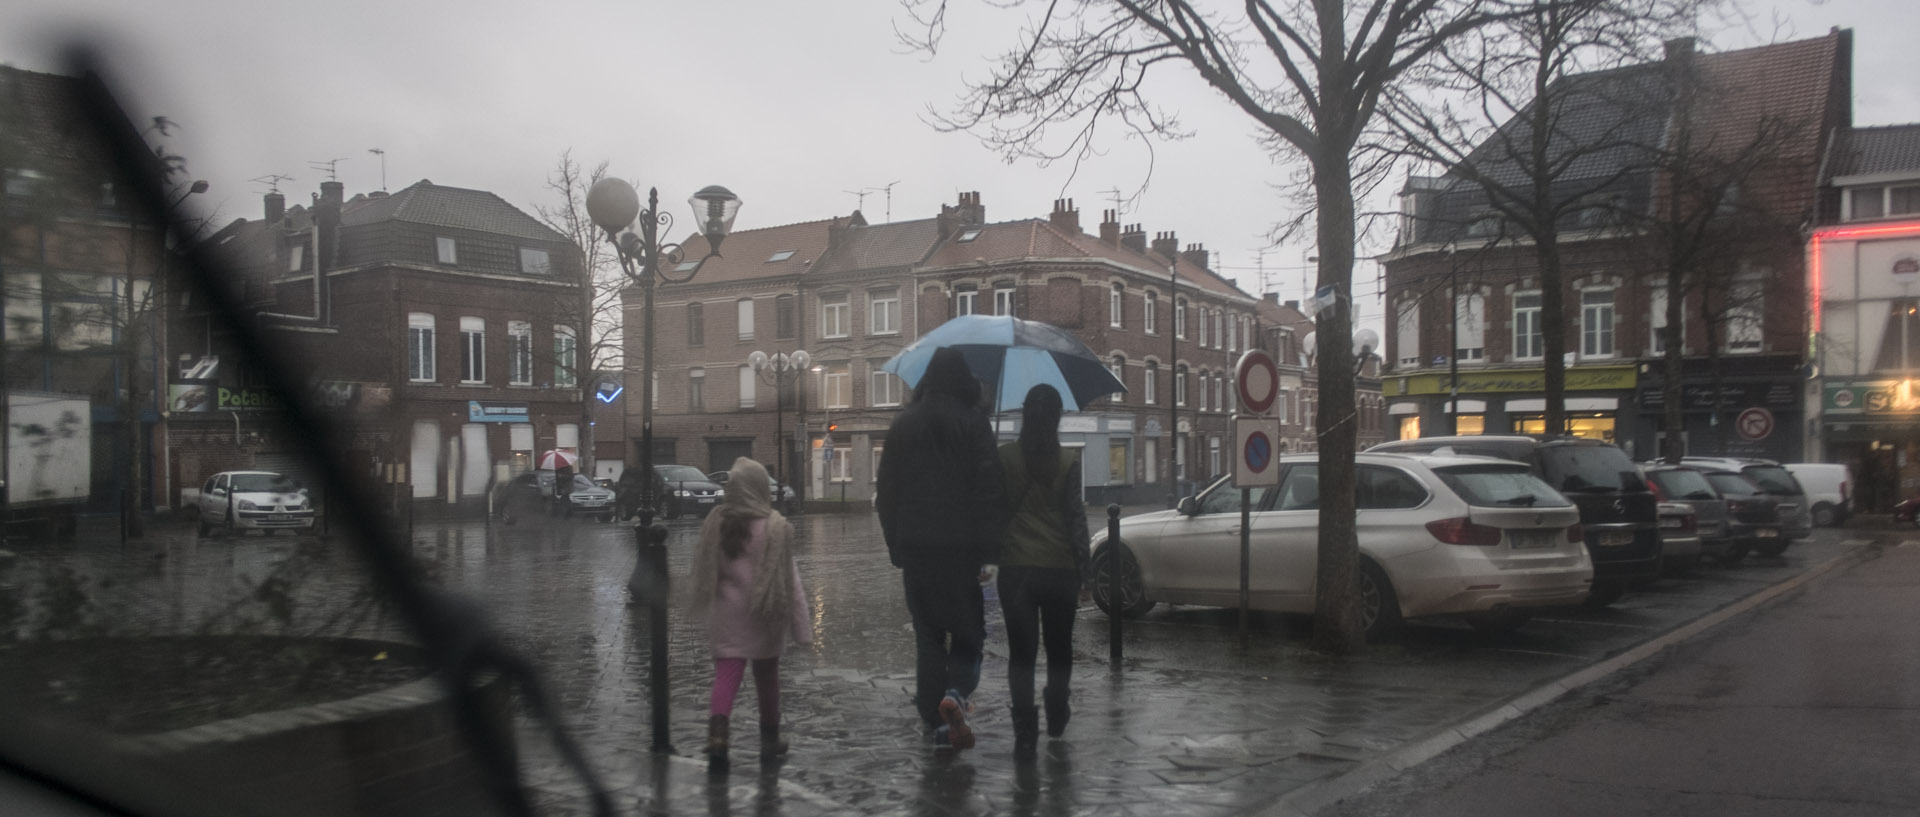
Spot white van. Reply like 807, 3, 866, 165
1785, 463, 1851, 527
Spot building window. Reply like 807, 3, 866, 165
822, 295, 850, 338
1215, 373, 1225, 413
1144, 361, 1158, 404
1851, 187, 1885, 220
1175, 364, 1188, 407
824, 364, 851, 409
1894, 186, 1920, 216
1144, 291, 1158, 334
870, 289, 900, 335
871, 364, 902, 407
738, 364, 756, 409
994, 283, 1015, 316
1143, 439, 1158, 484
436, 236, 457, 265
830, 445, 853, 483
1109, 440, 1130, 484
689, 367, 706, 411
459, 316, 485, 384
408, 312, 435, 382
1580, 289, 1615, 358
1512, 292, 1543, 360
1728, 274, 1764, 354
871, 444, 885, 483
1175, 298, 1188, 339
955, 286, 978, 316
1650, 286, 1677, 355
1396, 300, 1421, 366
1199, 370, 1211, 411
507, 321, 533, 385
1277, 388, 1289, 424
1229, 315, 1239, 352
519, 247, 550, 274
554, 325, 577, 388
1208, 437, 1222, 478
737, 298, 755, 341
1110, 283, 1125, 328
775, 294, 796, 339
1108, 355, 1125, 402
288, 244, 305, 273
1455, 292, 1485, 361
688, 302, 704, 346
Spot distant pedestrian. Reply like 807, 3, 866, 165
552, 463, 575, 517
996, 384, 1090, 749
876, 347, 1007, 751
687, 457, 811, 769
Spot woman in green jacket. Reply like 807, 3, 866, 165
996, 384, 1091, 748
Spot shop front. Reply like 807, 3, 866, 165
1631, 377, 1803, 464
1384, 365, 1637, 444
1814, 379, 1920, 512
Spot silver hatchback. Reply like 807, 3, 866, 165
1090, 452, 1592, 638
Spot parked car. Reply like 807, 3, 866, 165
1656, 501, 1701, 575
707, 469, 797, 505
649, 464, 725, 519
1367, 435, 1659, 607
1686, 467, 1788, 559
1784, 463, 1851, 527
1643, 464, 1738, 565
1683, 457, 1811, 541
493, 472, 617, 523
195, 471, 315, 536
1089, 452, 1591, 638
564, 474, 617, 521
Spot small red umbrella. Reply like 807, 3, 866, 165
537, 449, 580, 471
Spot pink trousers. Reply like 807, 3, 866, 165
710, 657, 780, 721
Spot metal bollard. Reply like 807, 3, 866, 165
639, 518, 674, 753
1107, 503, 1122, 668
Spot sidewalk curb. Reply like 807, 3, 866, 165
1251, 540, 1883, 817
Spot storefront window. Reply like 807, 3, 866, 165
1455, 415, 1485, 435
1398, 415, 1420, 439
1109, 440, 1130, 484
1515, 413, 1616, 442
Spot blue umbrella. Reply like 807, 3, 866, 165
882, 315, 1126, 411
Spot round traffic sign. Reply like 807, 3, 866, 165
1244, 430, 1273, 473
1236, 350, 1279, 414
1736, 407, 1774, 441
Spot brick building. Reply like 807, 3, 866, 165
1382, 32, 1851, 461
626, 193, 1268, 507
170, 179, 587, 514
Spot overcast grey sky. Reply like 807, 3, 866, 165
4, 0, 1912, 333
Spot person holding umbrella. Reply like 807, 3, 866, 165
995, 384, 1090, 750
876, 346, 1007, 751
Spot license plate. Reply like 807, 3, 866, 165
697, 497, 717, 504
1509, 530, 1557, 550
1596, 531, 1633, 546
1755, 528, 1778, 538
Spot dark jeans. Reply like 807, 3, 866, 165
902, 567, 985, 727
996, 565, 1079, 712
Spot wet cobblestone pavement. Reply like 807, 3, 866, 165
2, 511, 1869, 816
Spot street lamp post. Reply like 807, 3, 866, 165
749, 349, 809, 511
586, 177, 741, 754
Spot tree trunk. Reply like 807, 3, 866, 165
1311, 149, 1365, 656
1661, 263, 1686, 462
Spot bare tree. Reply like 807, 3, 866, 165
535, 151, 625, 476
901, 0, 1570, 653
1388, 0, 1698, 438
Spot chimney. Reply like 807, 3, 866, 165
1182, 242, 1209, 270
1284, 299, 1299, 310
1120, 223, 1147, 254
1263, 293, 1280, 304
264, 191, 285, 224
314, 183, 343, 324
1663, 36, 1696, 63
938, 191, 987, 240
320, 180, 345, 207
1049, 198, 1080, 233
1150, 231, 1179, 259
1099, 209, 1120, 246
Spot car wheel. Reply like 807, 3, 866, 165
1090, 543, 1155, 618
1811, 503, 1836, 528
1713, 541, 1752, 565
1464, 608, 1532, 634
1754, 539, 1791, 557
1583, 580, 1627, 608
1358, 560, 1404, 640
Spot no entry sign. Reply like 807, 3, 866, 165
1236, 350, 1279, 415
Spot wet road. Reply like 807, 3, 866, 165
0, 511, 1878, 816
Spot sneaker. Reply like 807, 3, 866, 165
932, 724, 954, 754
939, 692, 974, 750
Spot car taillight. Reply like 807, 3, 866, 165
1426, 517, 1504, 546
1660, 514, 1695, 533
1566, 524, 1583, 544
1842, 481, 1849, 503
1647, 480, 1666, 501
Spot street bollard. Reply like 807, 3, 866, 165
639, 518, 674, 753
1107, 503, 1122, 668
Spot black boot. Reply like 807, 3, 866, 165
760, 722, 789, 761
1012, 704, 1040, 751
1043, 686, 1071, 738
706, 715, 730, 771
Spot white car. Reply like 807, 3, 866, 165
1090, 452, 1592, 637
196, 471, 316, 536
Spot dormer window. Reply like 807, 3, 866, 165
519, 247, 550, 274
767, 250, 796, 262
957, 229, 982, 242
1847, 185, 1920, 221
436, 236, 458, 265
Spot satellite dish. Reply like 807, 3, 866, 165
1353, 328, 1380, 357
1302, 331, 1318, 359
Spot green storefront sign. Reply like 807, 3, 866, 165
1824, 380, 1920, 415
217, 387, 287, 411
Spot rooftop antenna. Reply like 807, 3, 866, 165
842, 187, 871, 213
878, 180, 900, 223
1101, 187, 1125, 219
250, 174, 294, 194
367, 148, 387, 191
307, 157, 349, 181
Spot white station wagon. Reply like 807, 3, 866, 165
1090, 452, 1592, 637
196, 471, 316, 536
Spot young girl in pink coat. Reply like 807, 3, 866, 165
686, 457, 811, 769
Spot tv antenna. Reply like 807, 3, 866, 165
307, 157, 349, 181
250, 174, 294, 194
1101, 187, 1126, 219
367, 148, 387, 191
842, 187, 872, 213
843, 181, 903, 222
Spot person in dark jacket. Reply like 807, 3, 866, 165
995, 385, 1090, 749
875, 346, 1007, 751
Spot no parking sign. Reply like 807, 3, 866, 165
1234, 417, 1280, 486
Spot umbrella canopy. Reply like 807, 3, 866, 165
537, 449, 580, 471
882, 315, 1126, 412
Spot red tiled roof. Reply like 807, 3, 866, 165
661, 218, 838, 287
812, 218, 944, 273
1688, 32, 1843, 206
920, 218, 1254, 301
